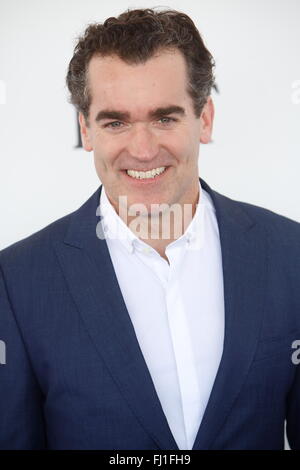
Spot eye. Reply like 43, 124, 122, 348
158, 117, 177, 125
104, 121, 124, 129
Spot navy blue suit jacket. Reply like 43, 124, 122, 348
0, 178, 299, 449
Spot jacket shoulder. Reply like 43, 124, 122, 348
216, 191, 300, 242
0, 209, 74, 270
0, 186, 101, 268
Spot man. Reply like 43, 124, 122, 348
0, 8, 299, 450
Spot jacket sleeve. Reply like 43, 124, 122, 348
0, 262, 46, 449
286, 348, 300, 450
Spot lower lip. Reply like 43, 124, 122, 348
121, 167, 170, 186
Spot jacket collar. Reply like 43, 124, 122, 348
97, 178, 215, 255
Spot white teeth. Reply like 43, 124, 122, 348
126, 166, 166, 179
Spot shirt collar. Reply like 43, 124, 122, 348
99, 180, 215, 255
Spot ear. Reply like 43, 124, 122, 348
199, 97, 214, 144
78, 112, 93, 151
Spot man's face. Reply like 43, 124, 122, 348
79, 48, 214, 215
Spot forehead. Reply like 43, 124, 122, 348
87, 49, 191, 115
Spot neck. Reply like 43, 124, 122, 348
117, 182, 200, 258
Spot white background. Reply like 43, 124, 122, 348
0, 0, 299, 449
0, 0, 299, 250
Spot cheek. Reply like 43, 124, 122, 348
167, 135, 199, 165
93, 142, 118, 172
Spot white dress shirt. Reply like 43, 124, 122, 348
99, 180, 225, 450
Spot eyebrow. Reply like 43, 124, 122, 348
94, 105, 186, 123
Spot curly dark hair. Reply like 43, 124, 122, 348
66, 8, 216, 125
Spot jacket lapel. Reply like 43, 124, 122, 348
54, 178, 268, 450
53, 186, 179, 450
192, 179, 268, 449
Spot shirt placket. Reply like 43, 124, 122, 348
164, 249, 201, 450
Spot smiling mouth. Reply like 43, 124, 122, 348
125, 166, 166, 179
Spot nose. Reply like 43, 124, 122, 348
126, 123, 159, 162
